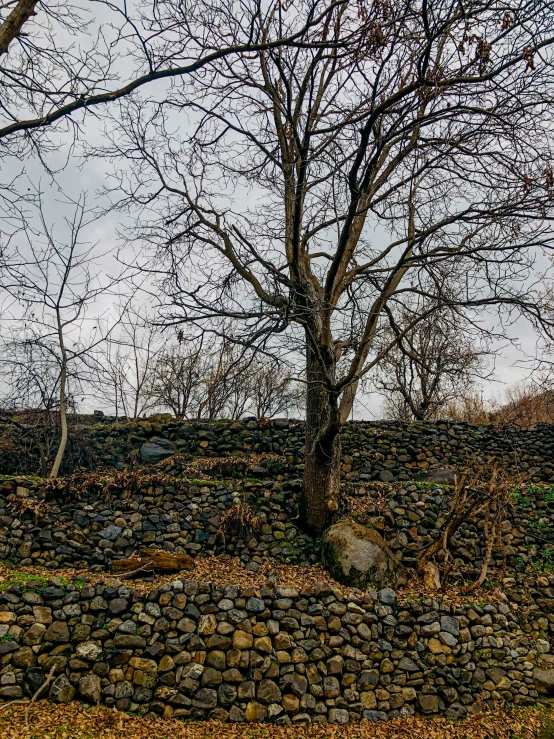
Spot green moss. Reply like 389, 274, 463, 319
0, 564, 67, 593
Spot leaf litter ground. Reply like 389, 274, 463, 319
0, 702, 551, 739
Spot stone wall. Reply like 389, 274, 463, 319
0, 474, 316, 572
0, 575, 551, 724
4, 416, 554, 481
98, 419, 554, 482
1, 468, 552, 577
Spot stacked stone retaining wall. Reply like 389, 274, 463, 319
1, 471, 553, 577
0, 576, 551, 723
3, 417, 554, 481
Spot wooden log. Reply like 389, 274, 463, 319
111, 549, 194, 577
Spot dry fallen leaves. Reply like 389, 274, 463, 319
0, 701, 549, 739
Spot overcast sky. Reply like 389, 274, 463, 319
0, 20, 550, 422
2, 144, 542, 420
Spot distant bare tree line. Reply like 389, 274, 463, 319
91, 321, 303, 422
0, 301, 304, 428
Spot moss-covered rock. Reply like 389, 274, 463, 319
321, 520, 405, 588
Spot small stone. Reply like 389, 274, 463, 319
362, 710, 389, 722
440, 615, 460, 636
98, 525, 123, 541
418, 695, 439, 714
50, 674, 76, 704
193, 688, 218, 709
22, 623, 46, 646
534, 668, 554, 694
323, 676, 340, 698
129, 657, 157, 674
245, 701, 267, 721
246, 597, 265, 614
79, 674, 102, 704
378, 588, 396, 605
328, 708, 349, 724
282, 694, 300, 712
44, 621, 69, 644
257, 679, 282, 704
76, 642, 103, 661
233, 631, 253, 649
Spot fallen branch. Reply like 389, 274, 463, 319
0, 664, 56, 722
111, 548, 193, 577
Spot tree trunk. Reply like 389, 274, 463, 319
0, 0, 39, 56
300, 346, 341, 536
49, 310, 68, 479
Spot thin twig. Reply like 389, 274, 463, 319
24, 664, 56, 733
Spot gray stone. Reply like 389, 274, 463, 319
440, 616, 460, 636
229, 706, 246, 722
246, 597, 265, 613
50, 674, 76, 703
321, 521, 404, 589
194, 688, 218, 709
378, 587, 396, 605
328, 708, 350, 723
98, 525, 123, 541
362, 710, 389, 722
275, 586, 299, 599
79, 674, 102, 704
140, 437, 176, 463
0, 640, 19, 655
397, 657, 419, 672
108, 598, 128, 615
115, 681, 134, 699
0, 686, 22, 698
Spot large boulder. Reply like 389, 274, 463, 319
139, 437, 176, 464
321, 520, 405, 589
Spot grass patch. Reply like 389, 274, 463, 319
0, 564, 67, 593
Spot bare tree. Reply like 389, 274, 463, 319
374, 299, 492, 421
0, 322, 78, 413
0, 0, 39, 56
248, 358, 304, 418
0, 0, 346, 151
442, 392, 491, 425
101, 0, 554, 533
90, 307, 162, 420
151, 336, 253, 420
150, 339, 205, 419
0, 190, 124, 476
